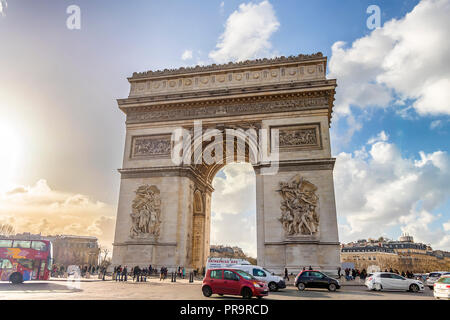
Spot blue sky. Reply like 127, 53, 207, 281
0, 0, 449, 255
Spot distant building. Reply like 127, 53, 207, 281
9, 232, 100, 267
340, 234, 450, 272
210, 245, 246, 258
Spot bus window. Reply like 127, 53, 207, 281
0, 259, 13, 269
13, 241, 31, 249
31, 241, 48, 251
0, 240, 13, 248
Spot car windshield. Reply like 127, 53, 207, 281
234, 270, 256, 280
437, 277, 450, 284
263, 268, 274, 274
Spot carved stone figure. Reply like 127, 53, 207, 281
277, 175, 319, 236
130, 185, 162, 239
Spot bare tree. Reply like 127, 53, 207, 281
0, 223, 15, 236
99, 247, 110, 267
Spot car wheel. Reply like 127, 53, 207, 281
241, 287, 253, 299
409, 284, 419, 293
374, 283, 382, 291
297, 282, 306, 291
9, 272, 23, 285
428, 286, 433, 290
218, 294, 223, 296
268, 282, 278, 292
328, 283, 337, 292
257, 296, 263, 300
202, 286, 212, 297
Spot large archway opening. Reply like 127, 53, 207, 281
210, 163, 257, 263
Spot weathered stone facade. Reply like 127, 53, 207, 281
111, 53, 340, 274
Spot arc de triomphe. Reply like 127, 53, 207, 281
111, 52, 340, 274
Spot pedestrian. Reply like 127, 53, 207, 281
133, 265, 140, 282
160, 267, 164, 281
302, 266, 305, 271
122, 265, 128, 281
284, 268, 289, 282
308, 266, 313, 271
182, 267, 186, 279
337, 267, 341, 279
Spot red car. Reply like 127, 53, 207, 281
202, 268, 269, 299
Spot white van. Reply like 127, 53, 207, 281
206, 257, 251, 271
230, 264, 286, 292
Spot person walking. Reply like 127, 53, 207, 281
284, 268, 289, 282
122, 266, 128, 281
308, 266, 313, 271
182, 267, 186, 279
337, 267, 341, 279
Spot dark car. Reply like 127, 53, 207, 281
294, 270, 341, 292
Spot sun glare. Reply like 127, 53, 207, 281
0, 122, 21, 192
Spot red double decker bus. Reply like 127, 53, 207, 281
0, 238, 53, 284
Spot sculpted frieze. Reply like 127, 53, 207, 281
126, 96, 328, 124
277, 175, 320, 237
131, 135, 171, 158
130, 185, 162, 240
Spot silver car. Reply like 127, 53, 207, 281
426, 272, 450, 289
365, 272, 424, 292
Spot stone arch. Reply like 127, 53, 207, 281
112, 53, 341, 275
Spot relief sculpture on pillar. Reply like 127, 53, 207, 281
277, 175, 319, 236
130, 185, 162, 240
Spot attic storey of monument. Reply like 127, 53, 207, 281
111, 52, 340, 274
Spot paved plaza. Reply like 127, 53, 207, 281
0, 278, 435, 300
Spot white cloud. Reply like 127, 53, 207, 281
367, 130, 389, 144
181, 49, 193, 61
329, 0, 450, 116
211, 163, 256, 257
334, 133, 450, 250
430, 120, 443, 130
209, 0, 280, 63
0, 179, 116, 249
0, 1, 7, 17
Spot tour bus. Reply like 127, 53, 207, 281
0, 238, 53, 284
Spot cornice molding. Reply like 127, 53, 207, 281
130, 52, 325, 80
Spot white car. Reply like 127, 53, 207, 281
433, 275, 450, 300
365, 272, 424, 292
426, 271, 450, 289
230, 264, 286, 292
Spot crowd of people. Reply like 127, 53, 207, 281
337, 267, 416, 281
111, 265, 191, 282
51, 264, 102, 278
